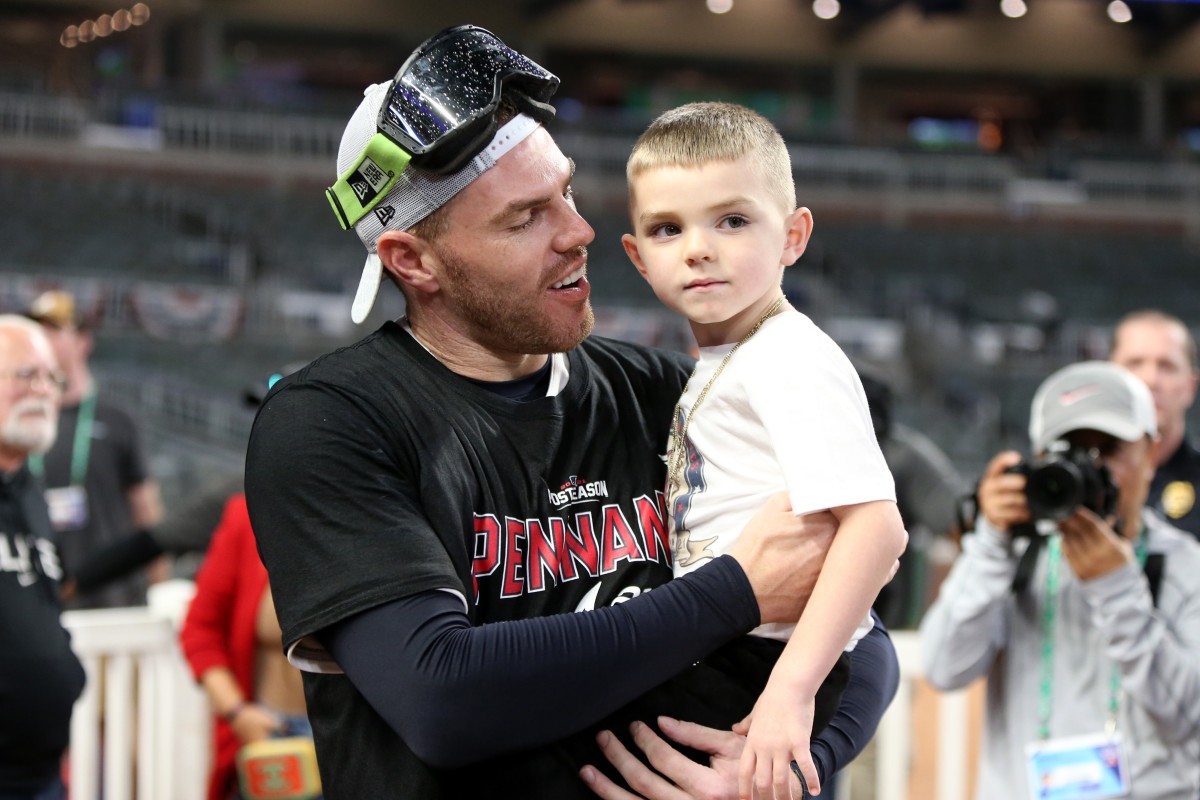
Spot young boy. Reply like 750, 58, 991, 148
621, 102, 908, 798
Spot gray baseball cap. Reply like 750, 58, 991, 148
1028, 360, 1157, 452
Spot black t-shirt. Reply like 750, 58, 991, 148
0, 467, 86, 791
1149, 435, 1200, 540
246, 325, 693, 797
36, 397, 151, 609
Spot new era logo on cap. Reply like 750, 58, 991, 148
374, 206, 396, 226
348, 157, 393, 207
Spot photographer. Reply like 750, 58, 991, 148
920, 361, 1200, 800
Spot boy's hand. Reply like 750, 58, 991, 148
733, 683, 817, 799
729, 493, 836, 624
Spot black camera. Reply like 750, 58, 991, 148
1007, 444, 1118, 524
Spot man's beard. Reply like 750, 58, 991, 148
439, 244, 594, 355
2, 398, 58, 455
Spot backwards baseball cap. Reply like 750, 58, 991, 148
1029, 361, 1157, 453
26, 289, 82, 329
326, 25, 559, 324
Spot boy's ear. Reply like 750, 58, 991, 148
621, 233, 650, 279
781, 207, 814, 267
378, 230, 439, 293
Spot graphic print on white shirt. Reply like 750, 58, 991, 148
669, 421, 719, 568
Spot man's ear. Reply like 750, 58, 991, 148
377, 230, 439, 293
621, 233, 650, 280
781, 207, 814, 267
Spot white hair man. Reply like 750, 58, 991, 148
0, 315, 85, 800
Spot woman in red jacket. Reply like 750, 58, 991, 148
180, 492, 312, 800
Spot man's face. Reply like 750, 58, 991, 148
0, 327, 62, 456
427, 127, 596, 355
1110, 318, 1197, 437
1063, 429, 1156, 535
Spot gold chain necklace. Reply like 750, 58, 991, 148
667, 296, 786, 489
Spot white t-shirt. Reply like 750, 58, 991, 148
667, 308, 896, 644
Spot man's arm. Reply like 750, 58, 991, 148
808, 614, 899, 781
323, 558, 759, 769
918, 516, 1016, 690
1062, 509, 1200, 742
578, 617, 899, 800
919, 452, 1023, 690
126, 478, 168, 584
319, 496, 836, 769
127, 479, 163, 530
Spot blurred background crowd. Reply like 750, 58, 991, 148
1, 0, 1198, 797
4, 0, 1199, 510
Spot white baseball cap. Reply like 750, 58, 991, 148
1029, 360, 1157, 452
333, 82, 542, 324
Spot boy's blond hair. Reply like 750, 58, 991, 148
626, 102, 796, 214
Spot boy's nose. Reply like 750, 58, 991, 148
683, 230, 713, 264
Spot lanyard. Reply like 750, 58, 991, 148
1037, 527, 1148, 740
29, 393, 96, 486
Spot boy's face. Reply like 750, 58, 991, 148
622, 155, 811, 347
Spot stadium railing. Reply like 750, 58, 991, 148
60, 603, 971, 800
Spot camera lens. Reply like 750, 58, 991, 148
1025, 461, 1083, 521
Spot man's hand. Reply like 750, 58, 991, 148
728, 493, 836, 624
580, 718, 750, 800
1058, 507, 1135, 582
977, 451, 1030, 533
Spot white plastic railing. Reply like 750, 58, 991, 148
883, 632, 972, 800
57, 607, 970, 800
62, 582, 210, 800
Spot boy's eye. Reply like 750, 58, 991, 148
650, 223, 680, 237
722, 215, 749, 229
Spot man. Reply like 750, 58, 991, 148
1110, 309, 1200, 539
25, 289, 164, 608
920, 361, 1200, 799
246, 25, 896, 800
58, 367, 295, 598
0, 315, 86, 800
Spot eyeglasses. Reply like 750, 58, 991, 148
1, 366, 68, 393
378, 25, 560, 175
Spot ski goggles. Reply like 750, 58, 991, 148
326, 25, 559, 231
378, 24, 560, 174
